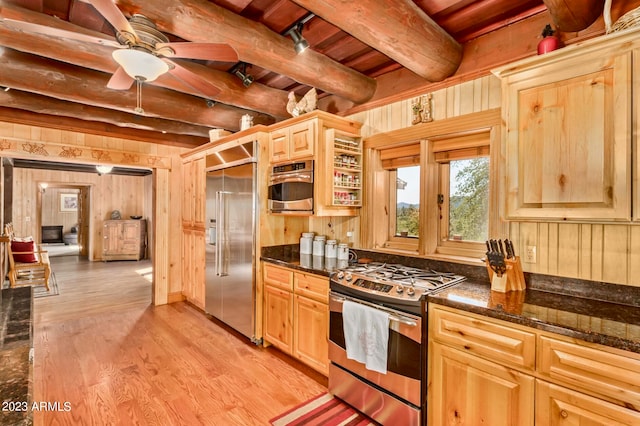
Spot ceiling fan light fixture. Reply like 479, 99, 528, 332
96, 165, 114, 175
286, 25, 309, 55
112, 48, 169, 82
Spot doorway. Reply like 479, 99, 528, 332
37, 184, 90, 258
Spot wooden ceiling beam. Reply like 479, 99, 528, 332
0, 88, 210, 140
0, 106, 206, 148
109, 0, 377, 104
0, 2, 290, 119
542, 0, 605, 32
290, 0, 462, 82
0, 48, 275, 131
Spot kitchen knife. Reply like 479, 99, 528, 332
498, 239, 506, 257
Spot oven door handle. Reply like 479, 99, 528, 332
330, 295, 418, 327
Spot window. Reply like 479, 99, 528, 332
433, 133, 490, 256
394, 165, 420, 238
379, 142, 421, 250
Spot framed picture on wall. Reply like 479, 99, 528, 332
60, 193, 78, 212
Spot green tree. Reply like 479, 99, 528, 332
397, 204, 419, 236
449, 158, 489, 242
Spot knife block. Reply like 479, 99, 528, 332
485, 256, 526, 293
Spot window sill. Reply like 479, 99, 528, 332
368, 246, 485, 268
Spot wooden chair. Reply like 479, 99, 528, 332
4, 223, 50, 291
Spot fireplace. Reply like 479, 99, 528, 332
41, 225, 63, 244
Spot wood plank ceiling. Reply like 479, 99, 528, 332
0, 0, 632, 147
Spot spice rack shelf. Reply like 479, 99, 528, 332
330, 133, 362, 208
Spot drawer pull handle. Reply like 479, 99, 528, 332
560, 410, 568, 419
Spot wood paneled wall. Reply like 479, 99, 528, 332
0, 120, 187, 301
349, 74, 640, 288
14, 166, 145, 260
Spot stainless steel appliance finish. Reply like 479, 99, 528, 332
267, 159, 313, 214
328, 262, 465, 425
205, 141, 257, 341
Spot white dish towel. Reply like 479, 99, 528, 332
342, 300, 390, 374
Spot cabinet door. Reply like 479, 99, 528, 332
536, 380, 640, 425
269, 129, 289, 163
428, 343, 534, 426
103, 222, 121, 255
289, 121, 314, 159
120, 221, 141, 254
264, 285, 293, 354
294, 294, 328, 375
193, 157, 206, 227
503, 50, 631, 220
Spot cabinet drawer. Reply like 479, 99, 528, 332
294, 272, 328, 303
538, 336, 640, 410
263, 263, 293, 291
536, 380, 640, 425
430, 307, 536, 371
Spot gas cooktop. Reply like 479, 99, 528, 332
330, 262, 466, 311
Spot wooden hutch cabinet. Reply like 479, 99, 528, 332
103, 219, 146, 261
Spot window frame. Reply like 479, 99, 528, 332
362, 109, 505, 261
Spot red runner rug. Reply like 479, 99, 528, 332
270, 393, 375, 426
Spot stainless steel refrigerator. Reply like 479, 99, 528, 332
205, 141, 257, 341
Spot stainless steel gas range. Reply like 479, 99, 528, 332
328, 262, 465, 425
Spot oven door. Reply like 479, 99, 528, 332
328, 291, 422, 407
267, 174, 313, 213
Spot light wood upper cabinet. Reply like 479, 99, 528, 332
494, 32, 634, 221
269, 120, 315, 163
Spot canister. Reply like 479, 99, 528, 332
312, 235, 326, 257
337, 243, 349, 261
325, 240, 337, 259
300, 232, 314, 255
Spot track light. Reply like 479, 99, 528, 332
233, 63, 254, 87
286, 24, 309, 55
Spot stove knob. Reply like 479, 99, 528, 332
396, 285, 404, 294
407, 286, 416, 296
336, 271, 345, 280
345, 272, 353, 282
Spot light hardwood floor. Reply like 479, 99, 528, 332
33, 256, 327, 425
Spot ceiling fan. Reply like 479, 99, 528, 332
3, 0, 239, 111
90, 0, 238, 99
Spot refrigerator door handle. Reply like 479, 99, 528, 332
215, 191, 229, 277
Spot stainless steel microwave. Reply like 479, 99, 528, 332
268, 160, 313, 214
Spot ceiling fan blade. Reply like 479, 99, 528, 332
167, 61, 222, 99
107, 66, 135, 90
2, 18, 121, 48
90, 0, 136, 37
155, 42, 238, 62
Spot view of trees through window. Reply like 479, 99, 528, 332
396, 166, 420, 237
448, 157, 489, 242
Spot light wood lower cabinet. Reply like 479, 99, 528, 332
429, 342, 534, 425
536, 380, 640, 425
103, 219, 146, 261
264, 285, 294, 353
428, 304, 640, 425
263, 263, 329, 375
181, 228, 205, 309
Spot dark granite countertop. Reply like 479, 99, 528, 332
262, 244, 640, 355
261, 245, 334, 277
1, 286, 34, 426
428, 280, 640, 354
